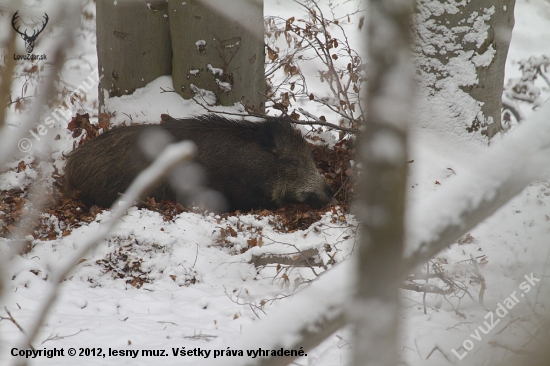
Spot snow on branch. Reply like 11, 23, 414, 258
0, 3, 79, 170
203, 262, 352, 366
13, 140, 196, 353
0, 2, 80, 325
404, 101, 550, 272
202, 101, 550, 366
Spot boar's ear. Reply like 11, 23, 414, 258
257, 125, 279, 154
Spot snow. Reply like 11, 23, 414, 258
406, 101, 550, 259
1, 206, 354, 365
103, 76, 206, 126
1, 0, 550, 365
204, 261, 354, 365
412, 1, 503, 145
368, 130, 406, 164
214, 79, 231, 92
207, 64, 223, 76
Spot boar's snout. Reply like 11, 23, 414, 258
302, 181, 335, 209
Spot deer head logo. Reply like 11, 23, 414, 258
11, 11, 49, 54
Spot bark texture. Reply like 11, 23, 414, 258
168, 0, 265, 112
413, 0, 516, 139
96, 0, 172, 111
351, 0, 412, 364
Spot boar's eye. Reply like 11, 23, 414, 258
283, 158, 300, 168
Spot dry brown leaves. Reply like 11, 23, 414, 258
1, 142, 353, 244
136, 197, 187, 221
67, 113, 110, 146
94, 237, 198, 288
2, 117, 354, 258
96, 245, 148, 288
0, 173, 100, 241
0, 189, 29, 237
309, 138, 355, 207
38, 177, 100, 240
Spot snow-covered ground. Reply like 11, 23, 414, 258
1, 0, 550, 365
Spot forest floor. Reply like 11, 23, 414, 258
1, 0, 550, 365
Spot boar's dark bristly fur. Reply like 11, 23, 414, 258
64, 114, 334, 212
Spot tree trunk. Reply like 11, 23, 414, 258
168, 0, 265, 112
96, 0, 172, 112
475, 1, 516, 139
413, 0, 516, 140
0, 31, 16, 130
351, 0, 412, 364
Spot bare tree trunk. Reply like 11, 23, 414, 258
0, 31, 16, 130
351, 0, 413, 365
475, 0, 516, 138
96, 0, 172, 111
168, 0, 265, 112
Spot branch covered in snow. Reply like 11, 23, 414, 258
249, 247, 322, 268
0, 2, 80, 317
204, 101, 550, 366
13, 140, 196, 353
0, 32, 16, 130
404, 101, 550, 274
0, 4, 79, 170
203, 262, 352, 366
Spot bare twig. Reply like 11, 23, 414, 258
488, 341, 533, 355
192, 243, 199, 269
41, 329, 88, 344
297, 107, 359, 133
183, 333, 218, 341
470, 253, 486, 305
424, 262, 428, 314
1, 307, 34, 350
425, 345, 452, 361
264, 1, 365, 134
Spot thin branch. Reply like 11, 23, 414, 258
470, 253, 486, 305
425, 345, 452, 361
401, 282, 451, 295
0, 5, 77, 170
297, 107, 359, 133
203, 262, 352, 366
0, 307, 34, 350
16, 141, 196, 351
404, 102, 550, 275
190, 96, 264, 118
201, 101, 550, 366
41, 329, 88, 344
250, 247, 321, 268
0, 30, 17, 128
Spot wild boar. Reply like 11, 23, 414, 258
65, 114, 334, 212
